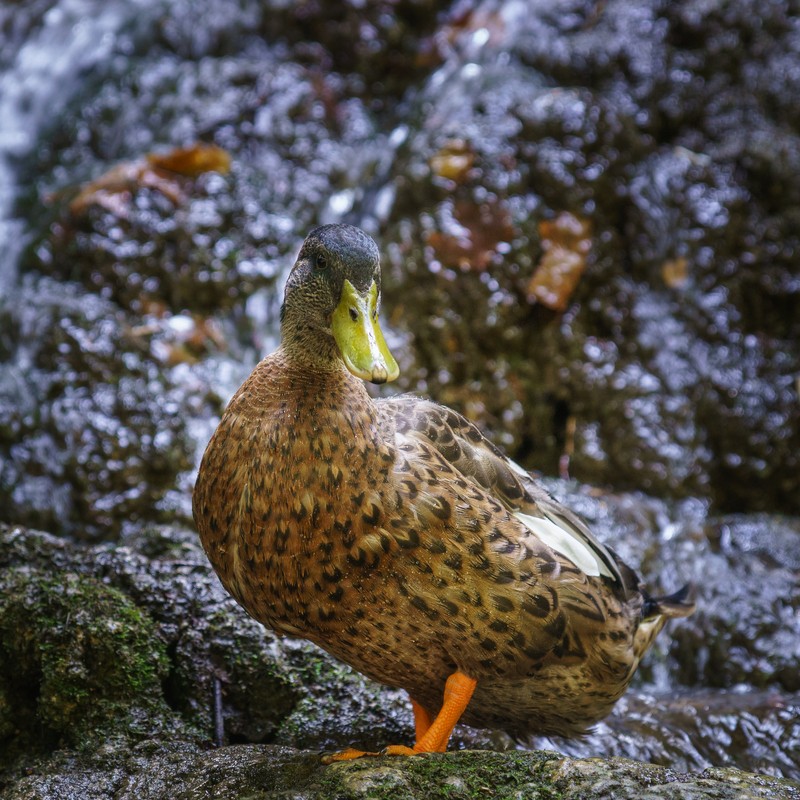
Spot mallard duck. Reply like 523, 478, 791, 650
193, 223, 694, 759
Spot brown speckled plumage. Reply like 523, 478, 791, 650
193, 224, 694, 750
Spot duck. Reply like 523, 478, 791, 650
193, 223, 694, 760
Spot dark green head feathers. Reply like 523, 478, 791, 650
282, 224, 381, 315
280, 224, 397, 384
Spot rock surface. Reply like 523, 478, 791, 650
1, 512, 798, 794
5, 745, 798, 800
2, 0, 797, 541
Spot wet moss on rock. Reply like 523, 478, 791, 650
6, 745, 797, 800
1, 506, 799, 790
0, 565, 175, 768
318, 750, 565, 800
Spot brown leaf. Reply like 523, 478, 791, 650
661, 257, 689, 288
69, 143, 231, 216
69, 161, 148, 215
146, 143, 231, 176
426, 198, 515, 272
527, 212, 592, 311
429, 139, 475, 183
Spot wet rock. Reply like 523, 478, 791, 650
0, 566, 181, 764
24, 49, 362, 315
670, 514, 800, 693
0, 523, 414, 780
17, 0, 443, 320
9, 0, 797, 537
0, 277, 198, 540
378, 0, 800, 514
259, 0, 450, 104
2, 488, 799, 786
540, 689, 800, 781
544, 754, 799, 800
152, 0, 449, 103
3, 745, 798, 800
42, 163, 261, 317
7, 16, 410, 542
545, 483, 800, 699
381, 71, 645, 462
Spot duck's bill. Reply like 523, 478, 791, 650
332, 280, 399, 384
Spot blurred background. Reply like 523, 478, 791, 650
0, 0, 798, 791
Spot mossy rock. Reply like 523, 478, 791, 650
0, 566, 180, 767
4, 745, 798, 800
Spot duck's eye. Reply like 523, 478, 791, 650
315, 252, 328, 271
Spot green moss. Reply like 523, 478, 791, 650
0, 566, 178, 768
311, 751, 565, 800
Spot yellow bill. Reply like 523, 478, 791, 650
332, 280, 399, 384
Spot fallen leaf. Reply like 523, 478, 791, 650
426, 198, 514, 272
429, 139, 475, 183
69, 142, 231, 215
146, 143, 231, 176
69, 161, 147, 215
661, 257, 689, 288
527, 212, 592, 311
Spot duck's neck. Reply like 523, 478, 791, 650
240, 345, 384, 507
278, 306, 343, 377
249, 344, 376, 434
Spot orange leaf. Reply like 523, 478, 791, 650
527, 212, 592, 311
69, 143, 231, 215
146, 143, 231, 176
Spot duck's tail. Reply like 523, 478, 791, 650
633, 583, 695, 661
642, 582, 696, 620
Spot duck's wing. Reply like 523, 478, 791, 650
377, 395, 627, 593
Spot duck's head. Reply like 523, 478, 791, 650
281, 224, 399, 385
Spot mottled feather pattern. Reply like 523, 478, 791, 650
381, 397, 625, 586
193, 224, 694, 744
195, 352, 685, 736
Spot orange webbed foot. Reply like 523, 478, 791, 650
320, 671, 477, 763
321, 747, 382, 763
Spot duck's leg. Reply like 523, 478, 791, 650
322, 671, 477, 762
410, 697, 434, 740
385, 672, 477, 754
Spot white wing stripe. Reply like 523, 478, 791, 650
513, 511, 609, 578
